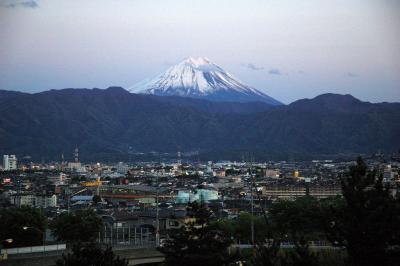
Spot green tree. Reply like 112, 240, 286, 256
51, 210, 102, 244
92, 195, 102, 204
268, 196, 327, 242
216, 212, 270, 243
328, 157, 400, 266
161, 202, 236, 266
0, 206, 47, 247
56, 242, 127, 266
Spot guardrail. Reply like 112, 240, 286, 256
232, 242, 341, 250
1, 244, 66, 255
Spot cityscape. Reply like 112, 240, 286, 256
0, 1, 400, 266
1, 150, 399, 265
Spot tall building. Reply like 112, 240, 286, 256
116, 162, 129, 174
3, 155, 17, 170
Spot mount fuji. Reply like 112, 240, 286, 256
129, 57, 282, 105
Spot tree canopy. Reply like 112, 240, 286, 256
161, 202, 236, 266
0, 206, 47, 247
51, 209, 102, 244
56, 242, 127, 266
328, 157, 400, 266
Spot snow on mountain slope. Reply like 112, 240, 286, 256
129, 57, 282, 105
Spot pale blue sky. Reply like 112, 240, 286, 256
0, 0, 399, 103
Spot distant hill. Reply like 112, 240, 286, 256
0, 87, 399, 161
149, 95, 274, 114
0, 90, 25, 101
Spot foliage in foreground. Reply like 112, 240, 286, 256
161, 202, 238, 266
51, 209, 102, 244
0, 206, 47, 247
56, 242, 127, 266
245, 243, 346, 266
328, 157, 400, 266
175, 157, 400, 266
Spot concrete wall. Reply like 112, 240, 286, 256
1, 244, 66, 255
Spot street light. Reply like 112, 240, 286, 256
22, 226, 45, 256
0, 239, 13, 260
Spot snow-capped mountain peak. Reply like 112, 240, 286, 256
129, 57, 282, 105
184, 56, 211, 67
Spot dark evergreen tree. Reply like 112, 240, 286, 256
328, 157, 400, 266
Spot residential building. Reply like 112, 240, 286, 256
3, 155, 17, 170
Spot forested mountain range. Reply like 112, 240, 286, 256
0, 87, 399, 161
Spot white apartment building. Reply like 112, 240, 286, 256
10, 193, 57, 208
3, 155, 17, 170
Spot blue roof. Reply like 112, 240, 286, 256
71, 195, 93, 201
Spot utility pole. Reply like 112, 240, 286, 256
250, 157, 255, 245
155, 174, 160, 247
220, 189, 224, 219
66, 187, 70, 214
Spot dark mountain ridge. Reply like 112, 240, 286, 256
0, 87, 399, 161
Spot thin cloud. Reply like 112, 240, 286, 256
244, 63, 264, 71
347, 72, 358, 78
0, 0, 39, 8
268, 68, 282, 75
247, 63, 264, 70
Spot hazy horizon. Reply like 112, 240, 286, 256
1, 0, 399, 104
